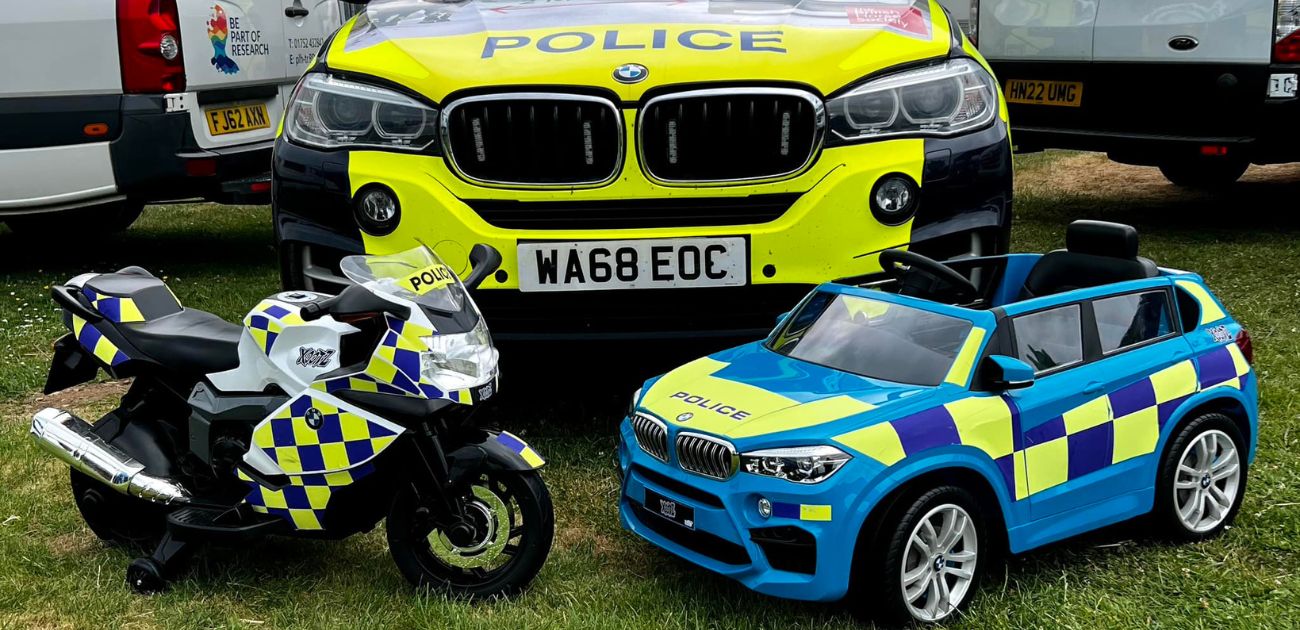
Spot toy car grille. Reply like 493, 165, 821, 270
640, 88, 825, 184
442, 93, 623, 187
631, 413, 669, 462
675, 432, 736, 480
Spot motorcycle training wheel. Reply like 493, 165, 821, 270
70, 469, 167, 549
386, 470, 554, 599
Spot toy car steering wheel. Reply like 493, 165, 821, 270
879, 249, 978, 301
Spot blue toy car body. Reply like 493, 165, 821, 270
617, 221, 1256, 624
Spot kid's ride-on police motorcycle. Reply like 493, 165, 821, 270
30, 244, 553, 596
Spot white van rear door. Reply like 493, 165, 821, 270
1092, 0, 1275, 63
282, 0, 348, 77
176, 1, 289, 150
178, 1, 288, 90
976, 0, 1100, 61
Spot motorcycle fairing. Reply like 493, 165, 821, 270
243, 298, 306, 355
239, 388, 406, 531
312, 314, 495, 406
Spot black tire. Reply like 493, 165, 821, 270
851, 485, 987, 626
126, 557, 167, 594
386, 471, 554, 599
70, 469, 168, 549
1158, 158, 1248, 189
1153, 413, 1248, 542
5, 201, 144, 236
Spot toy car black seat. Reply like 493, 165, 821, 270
1020, 220, 1159, 299
80, 267, 183, 323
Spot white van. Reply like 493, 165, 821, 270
0, 1, 354, 233
943, 0, 1300, 187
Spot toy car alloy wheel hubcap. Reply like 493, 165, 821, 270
427, 483, 512, 568
1174, 429, 1241, 533
901, 504, 978, 622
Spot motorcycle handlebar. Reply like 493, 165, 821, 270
299, 296, 340, 321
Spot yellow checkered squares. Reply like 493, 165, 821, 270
946, 396, 1014, 459
1111, 407, 1159, 464
1024, 439, 1069, 494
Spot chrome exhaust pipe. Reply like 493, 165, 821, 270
30, 408, 191, 505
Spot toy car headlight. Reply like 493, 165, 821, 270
827, 58, 997, 144
286, 73, 440, 152
629, 387, 643, 416
740, 446, 851, 484
419, 319, 497, 390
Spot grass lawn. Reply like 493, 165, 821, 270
1, 153, 1298, 628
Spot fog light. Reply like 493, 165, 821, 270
870, 174, 920, 226
758, 497, 772, 519
354, 185, 400, 236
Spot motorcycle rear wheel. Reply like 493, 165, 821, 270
386, 470, 554, 599
70, 469, 167, 549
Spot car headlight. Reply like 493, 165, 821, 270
419, 319, 497, 391
740, 446, 851, 484
629, 387, 643, 416
827, 58, 997, 144
286, 73, 440, 152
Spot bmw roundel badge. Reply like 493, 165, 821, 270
304, 407, 324, 429
614, 63, 649, 84
677, 412, 693, 422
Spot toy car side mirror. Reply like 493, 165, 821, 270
982, 355, 1036, 390
462, 244, 503, 291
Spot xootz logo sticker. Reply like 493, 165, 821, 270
207, 4, 271, 75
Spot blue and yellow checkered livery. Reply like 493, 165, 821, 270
69, 315, 129, 367
243, 299, 306, 355
312, 314, 489, 405
243, 390, 404, 530
836, 346, 1249, 501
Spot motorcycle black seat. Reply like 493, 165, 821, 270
118, 309, 243, 375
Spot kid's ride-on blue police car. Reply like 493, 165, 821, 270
618, 221, 1256, 625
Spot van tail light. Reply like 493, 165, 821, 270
1235, 329, 1254, 365
1277, 0, 1300, 62
117, 0, 185, 93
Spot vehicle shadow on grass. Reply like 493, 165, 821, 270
1016, 155, 1300, 238
0, 204, 275, 277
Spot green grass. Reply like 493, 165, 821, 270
2, 155, 1299, 628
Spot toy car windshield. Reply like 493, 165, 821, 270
767, 290, 973, 387
340, 246, 467, 313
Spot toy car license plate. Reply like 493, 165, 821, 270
1269, 73, 1298, 98
645, 489, 694, 530
1005, 79, 1084, 107
204, 103, 271, 136
517, 237, 747, 292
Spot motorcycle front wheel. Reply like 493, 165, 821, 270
386, 470, 554, 599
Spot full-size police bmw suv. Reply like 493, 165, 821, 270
273, 0, 1012, 338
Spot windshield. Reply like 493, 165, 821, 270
340, 246, 467, 313
767, 291, 975, 386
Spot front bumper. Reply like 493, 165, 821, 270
616, 418, 875, 602
273, 122, 1010, 338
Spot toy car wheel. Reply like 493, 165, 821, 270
126, 557, 167, 595
853, 485, 985, 625
70, 469, 167, 549
1155, 413, 1247, 541
386, 471, 554, 599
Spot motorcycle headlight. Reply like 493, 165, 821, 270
740, 445, 851, 484
827, 58, 997, 144
419, 319, 497, 391
286, 73, 440, 152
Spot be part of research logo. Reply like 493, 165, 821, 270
208, 4, 240, 75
